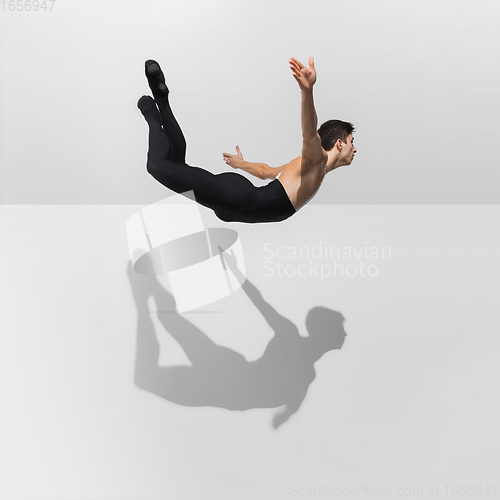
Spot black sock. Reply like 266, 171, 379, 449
145, 60, 169, 96
137, 95, 162, 123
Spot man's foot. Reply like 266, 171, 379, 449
145, 59, 169, 96
137, 95, 162, 123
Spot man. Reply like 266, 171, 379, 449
138, 57, 356, 223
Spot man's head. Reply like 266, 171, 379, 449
318, 119, 357, 169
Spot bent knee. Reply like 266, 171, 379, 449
146, 159, 162, 175
146, 159, 172, 182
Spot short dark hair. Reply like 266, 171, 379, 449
317, 120, 355, 151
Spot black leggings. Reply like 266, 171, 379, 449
141, 94, 296, 224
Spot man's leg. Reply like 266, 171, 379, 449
145, 60, 187, 163
137, 95, 254, 218
137, 95, 172, 161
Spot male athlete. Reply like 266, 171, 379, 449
138, 57, 356, 223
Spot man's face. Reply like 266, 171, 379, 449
338, 134, 357, 165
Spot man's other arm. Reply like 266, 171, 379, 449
229, 160, 287, 181
223, 146, 286, 180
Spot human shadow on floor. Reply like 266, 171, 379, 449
127, 250, 347, 429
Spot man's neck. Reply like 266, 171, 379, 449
325, 156, 342, 173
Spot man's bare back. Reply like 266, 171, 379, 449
276, 154, 327, 211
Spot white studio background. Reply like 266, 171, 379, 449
0, 0, 499, 203
1, 1, 500, 500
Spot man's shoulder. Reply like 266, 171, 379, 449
299, 150, 328, 177
302, 133, 326, 162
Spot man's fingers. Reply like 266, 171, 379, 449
290, 60, 310, 79
290, 64, 303, 79
289, 60, 302, 73
290, 57, 304, 69
308, 56, 315, 68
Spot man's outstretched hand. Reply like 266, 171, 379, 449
223, 145, 244, 169
289, 56, 317, 92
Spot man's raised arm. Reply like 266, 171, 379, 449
289, 57, 325, 163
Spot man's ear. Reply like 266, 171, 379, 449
336, 139, 342, 152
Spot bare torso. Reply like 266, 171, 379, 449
275, 153, 328, 211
